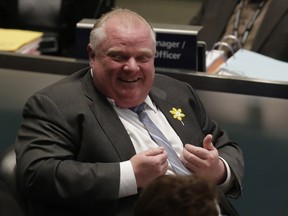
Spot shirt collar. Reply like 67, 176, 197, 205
107, 96, 157, 113
144, 96, 157, 113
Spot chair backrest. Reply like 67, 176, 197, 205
0, 0, 115, 56
0, 144, 28, 215
18, 0, 61, 31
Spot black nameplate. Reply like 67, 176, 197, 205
153, 23, 201, 71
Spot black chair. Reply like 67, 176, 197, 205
0, 0, 115, 57
0, 144, 27, 216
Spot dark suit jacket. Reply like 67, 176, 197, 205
191, 0, 288, 62
15, 68, 244, 216
0, 181, 24, 216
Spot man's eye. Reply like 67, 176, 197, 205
110, 54, 126, 62
137, 56, 151, 62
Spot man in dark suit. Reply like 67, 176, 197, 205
15, 8, 244, 216
191, 0, 288, 62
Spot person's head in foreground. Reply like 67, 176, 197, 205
134, 175, 220, 216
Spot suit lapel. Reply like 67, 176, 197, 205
150, 86, 196, 145
253, 0, 288, 51
81, 71, 136, 161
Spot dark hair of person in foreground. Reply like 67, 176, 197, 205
134, 175, 220, 216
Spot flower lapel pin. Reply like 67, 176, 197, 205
169, 107, 185, 126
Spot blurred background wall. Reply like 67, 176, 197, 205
116, 0, 201, 24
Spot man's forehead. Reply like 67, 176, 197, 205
106, 16, 149, 33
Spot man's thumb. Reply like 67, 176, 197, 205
203, 134, 214, 150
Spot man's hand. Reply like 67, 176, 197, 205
180, 134, 226, 184
130, 147, 168, 188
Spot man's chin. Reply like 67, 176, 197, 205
114, 95, 145, 108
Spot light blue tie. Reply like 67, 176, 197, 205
131, 103, 191, 175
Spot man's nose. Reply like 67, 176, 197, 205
123, 58, 140, 72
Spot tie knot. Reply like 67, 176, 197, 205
130, 103, 145, 114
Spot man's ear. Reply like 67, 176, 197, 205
87, 44, 96, 65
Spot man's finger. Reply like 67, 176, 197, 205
145, 147, 165, 156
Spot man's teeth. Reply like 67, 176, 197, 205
120, 78, 139, 83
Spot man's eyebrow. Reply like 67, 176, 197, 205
107, 48, 153, 55
138, 48, 153, 55
107, 48, 122, 55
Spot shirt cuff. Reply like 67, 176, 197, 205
119, 161, 138, 198
218, 156, 232, 192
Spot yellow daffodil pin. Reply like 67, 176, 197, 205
170, 107, 185, 125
